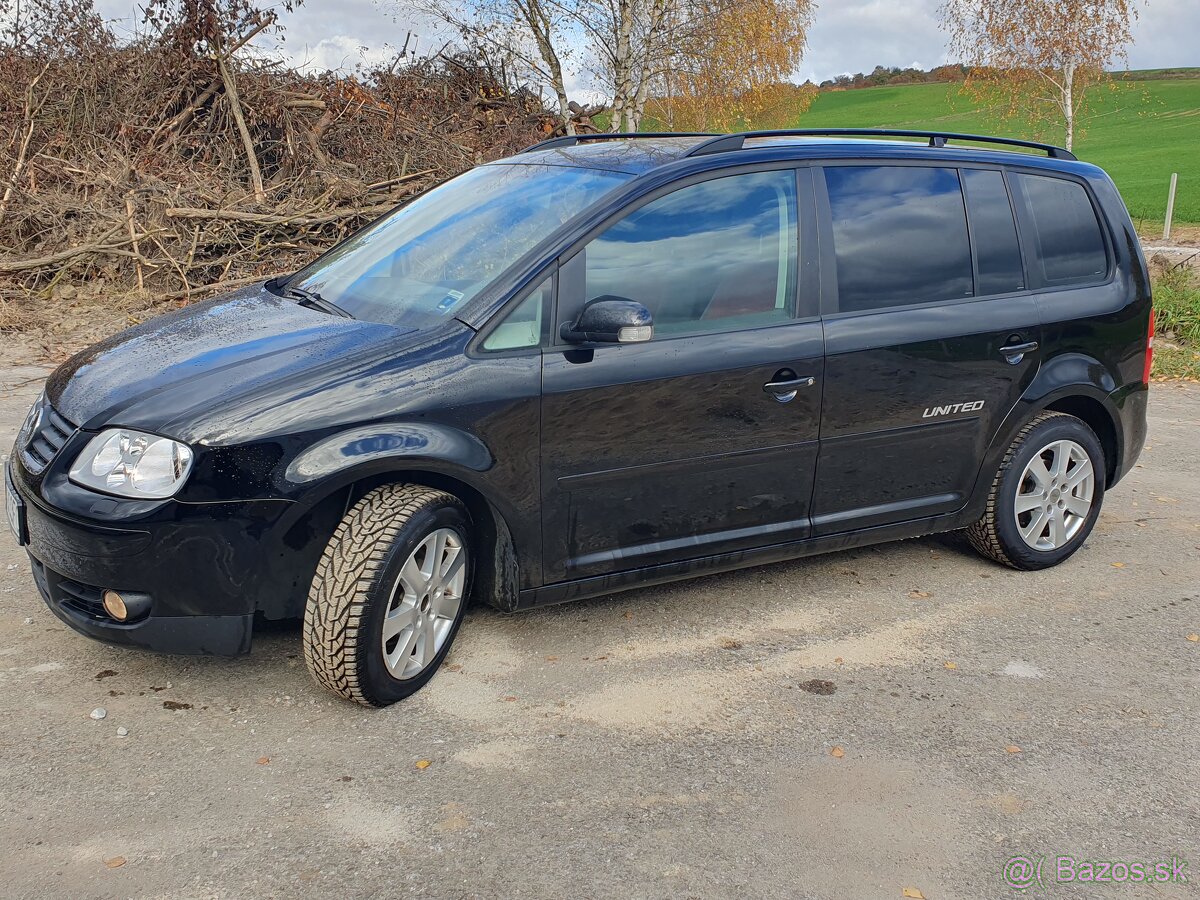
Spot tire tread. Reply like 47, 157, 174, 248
303, 483, 456, 706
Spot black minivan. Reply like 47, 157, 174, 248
6, 129, 1152, 705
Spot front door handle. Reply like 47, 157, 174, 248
763, 375, 816, 403
999, 339, 1039, 364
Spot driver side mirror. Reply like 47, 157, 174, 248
560, 296, 654, 344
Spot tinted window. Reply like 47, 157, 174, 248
582, 170, 798, 337
825, 165, 974, 312
962, 169, 1025, 295
1016, 174, 1107, 285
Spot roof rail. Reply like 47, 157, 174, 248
520, 132, 718, 154
684, 129, 1077, 161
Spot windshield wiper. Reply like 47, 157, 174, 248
283, 285, 354, 319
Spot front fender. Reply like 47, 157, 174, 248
284, 422, 493, 486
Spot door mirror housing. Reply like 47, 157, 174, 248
560, 296, 653, 344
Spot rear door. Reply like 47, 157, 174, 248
811, 163, 1041, 534
540, 166, 824, 583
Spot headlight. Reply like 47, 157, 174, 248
69, 429, 193, 499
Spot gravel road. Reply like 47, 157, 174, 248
1, 364, 1197, 899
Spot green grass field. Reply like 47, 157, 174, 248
792, 74, 1200, 226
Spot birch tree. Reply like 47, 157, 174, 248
939, 0, 1140, 151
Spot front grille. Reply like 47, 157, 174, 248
20, 402, 75, 475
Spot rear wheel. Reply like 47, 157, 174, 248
967, 412, 1105, 570
304, 484, 471, 706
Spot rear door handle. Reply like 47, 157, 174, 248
999, 340, 1038, 363
763, 375, 816, 403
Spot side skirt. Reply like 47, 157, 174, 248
515, 506, 982, 611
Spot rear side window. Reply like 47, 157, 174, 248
1015, 173, 1108, 285
825, 166, 974, 312
962, 169, 1024, 295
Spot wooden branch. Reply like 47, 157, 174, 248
159, 271, 289, 302
0, 62, 52, 227
164, 205, 398, 225
0, 227, 158, 274
215, 51, 266, 203
366, 169, 434, 191
125, 194, 144, 290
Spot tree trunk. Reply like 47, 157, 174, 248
1062, 59, 1075, 152
610, 0, 635, 132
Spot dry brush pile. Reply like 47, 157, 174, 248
0, 1, 558, 355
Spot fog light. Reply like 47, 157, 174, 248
102, 590, 128, 621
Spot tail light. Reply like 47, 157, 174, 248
1142, 308, 1155, 384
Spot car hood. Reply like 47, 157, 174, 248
46, 285, 428, 445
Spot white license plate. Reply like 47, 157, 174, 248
5, 467, 25, 546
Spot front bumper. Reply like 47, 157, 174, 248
31, 554, 252, 655
9, 460, 289, 656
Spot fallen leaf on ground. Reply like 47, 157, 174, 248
623, 610, 633, 619
1005, 745, 1023, 754
830, 746, 845, 759
502, 696, 518, 702
544, 655, 559, 662
95, 669, 118, 680
901, 888, 925, 899
443, 663, 462, 672
104, 857, 126, 869
720, 638, 743, 650
834, 656, 844, 665
256, 756, 270, 765
415, 759, 432, 770
1110, 562, 1126, 568
1187, 634, 1199, 643
908, 590, 932, 599
943, 660, 958, 670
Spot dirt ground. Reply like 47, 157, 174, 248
1, 363, 1197, 900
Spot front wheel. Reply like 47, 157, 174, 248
967, 412, 1105, 570
304, 484, 472, 706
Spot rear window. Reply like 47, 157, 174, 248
1015, 173, 1108, 285
825, 165, 974, 312
962, 169, 1024, 295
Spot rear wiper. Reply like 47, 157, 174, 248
283, 285, 354, 319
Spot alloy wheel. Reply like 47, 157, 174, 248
1013, 438, 1095, 551
381, 528, 466, 679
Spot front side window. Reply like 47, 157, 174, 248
825, 165, 974, 312
1015, 173, 1108, 285
287, 164, 630, 328
579, 170, 799, 337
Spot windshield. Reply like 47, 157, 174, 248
285, 163, 632, 327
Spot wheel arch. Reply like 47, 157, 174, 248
259, 460, 523, 619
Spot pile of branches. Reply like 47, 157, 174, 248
0, 0, 560, 347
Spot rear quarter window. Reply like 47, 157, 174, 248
1014, 173, 1108, 286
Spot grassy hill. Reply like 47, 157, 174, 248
791, 75, 1200, 227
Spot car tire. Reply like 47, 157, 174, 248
966, 411, 1106, 571
303, 484, 472, 707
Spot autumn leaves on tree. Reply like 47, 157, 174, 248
939, 0, 1140, 151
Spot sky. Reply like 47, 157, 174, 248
96, 0, 1200, 98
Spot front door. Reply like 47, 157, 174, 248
811, 163, 1041, 534
541, 167, 824, 583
